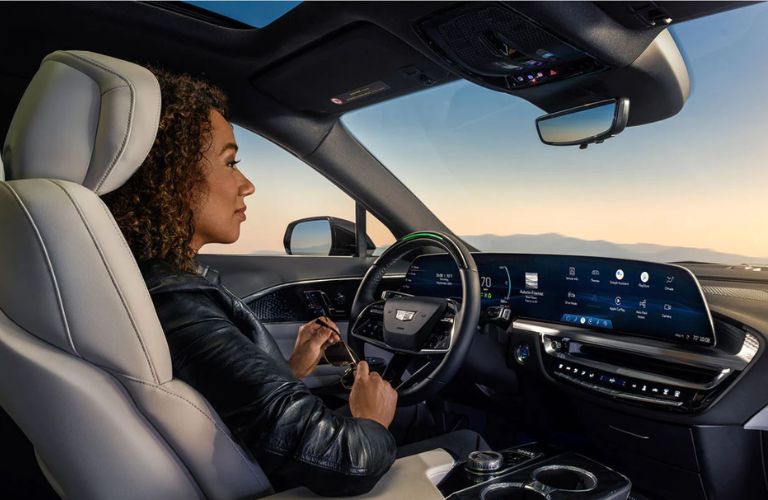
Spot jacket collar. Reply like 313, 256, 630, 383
139, 258, 219, 294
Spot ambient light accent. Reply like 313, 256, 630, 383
402, 232, 444, 242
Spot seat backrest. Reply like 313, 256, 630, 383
0, 50, 272, 499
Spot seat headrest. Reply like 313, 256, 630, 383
2, 51, 160, 195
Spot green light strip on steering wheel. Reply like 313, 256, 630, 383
401, 232, 444, 242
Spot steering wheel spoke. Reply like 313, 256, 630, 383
384, 354, 443, 392
382, 353, 410, 382
350, 300, 386, 345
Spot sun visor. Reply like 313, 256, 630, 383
250, 23, 454, 115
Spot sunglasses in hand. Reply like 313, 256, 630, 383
316, 318, 359, 389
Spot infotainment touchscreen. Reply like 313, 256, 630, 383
401, 254, 716, 348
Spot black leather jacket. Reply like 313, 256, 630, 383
139, 258, 396, 496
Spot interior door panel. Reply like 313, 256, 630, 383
198, 255, 378, 298
198, 254, 405, 388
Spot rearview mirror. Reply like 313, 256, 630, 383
284, 217, 376, 256
536, 98, 629, 149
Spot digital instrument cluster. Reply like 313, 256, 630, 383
401, 254, 716, 347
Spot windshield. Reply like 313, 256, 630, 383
342, 4, 768, 265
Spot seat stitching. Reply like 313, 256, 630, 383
95, 199, 152, 287
60, 52, 134, 192
125, 377, 269, 484
101, 84, 129, 96
49, 180, 158, 383
0, 182, 79, 356
0, 308, 207, 498
96, 199, 175, 380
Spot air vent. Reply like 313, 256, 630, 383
703, 286, 768, 302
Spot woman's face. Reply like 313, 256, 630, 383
190, 110, 255, 252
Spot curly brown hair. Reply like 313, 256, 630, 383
102, 67, 228, 274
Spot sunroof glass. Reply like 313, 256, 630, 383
185, 1, 301, 28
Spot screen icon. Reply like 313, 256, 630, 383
615, 269, 624, 280
567, 291, 576, 299
666, 276, 675, 284
591, 269, 600, 276
525, 272, 539, 289
580, 317, 586, 324
663, 304, 672, 311
568, 266, 576, 276
614, 296, 622, 306
639, 299, 647, 308
640, 271, 649, 283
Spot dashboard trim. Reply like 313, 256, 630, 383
242, 274, 406, 303
552, 370, 684, 407
542, 336, 731, 391
512, 319, 757, 371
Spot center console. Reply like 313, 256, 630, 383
438, 444, 631, 499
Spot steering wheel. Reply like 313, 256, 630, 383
348, 231, 480, 406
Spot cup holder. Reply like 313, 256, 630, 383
480, 482, 548, 500
531, 465, 598, 492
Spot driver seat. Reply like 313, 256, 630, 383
0, 50, 272, 499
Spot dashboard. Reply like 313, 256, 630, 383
239, 252, 768, 499
399, 253, 761, 413
401, 253, 716, 348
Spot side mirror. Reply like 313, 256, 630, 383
536, 98, 629, 149
284, 217, 376, 256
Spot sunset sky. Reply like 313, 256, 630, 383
204, 3, 768, 261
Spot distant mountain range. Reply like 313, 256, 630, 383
461, 233, 768, 265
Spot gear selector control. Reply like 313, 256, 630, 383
466, 451, 504, 474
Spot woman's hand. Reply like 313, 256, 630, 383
349, 361, 398, 428
288, 316, 341, 379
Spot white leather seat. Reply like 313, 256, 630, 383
0, 51, 272, 499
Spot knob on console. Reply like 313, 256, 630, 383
466, 450, 503, 474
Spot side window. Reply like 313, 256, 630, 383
201, 125, 394, 256
367, 211, 396, 256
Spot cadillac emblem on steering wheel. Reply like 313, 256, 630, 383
395, 310, 416, 321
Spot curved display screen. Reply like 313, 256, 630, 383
401, 254, 716, 348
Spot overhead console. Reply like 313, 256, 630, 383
401, 253, 760, 412
416, 3, 607, 90
413, 1, 690, 127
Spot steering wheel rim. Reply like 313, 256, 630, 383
349, 231, 480, 406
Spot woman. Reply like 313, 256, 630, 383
103, 68, 398, 496
103, 68, 488, 496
